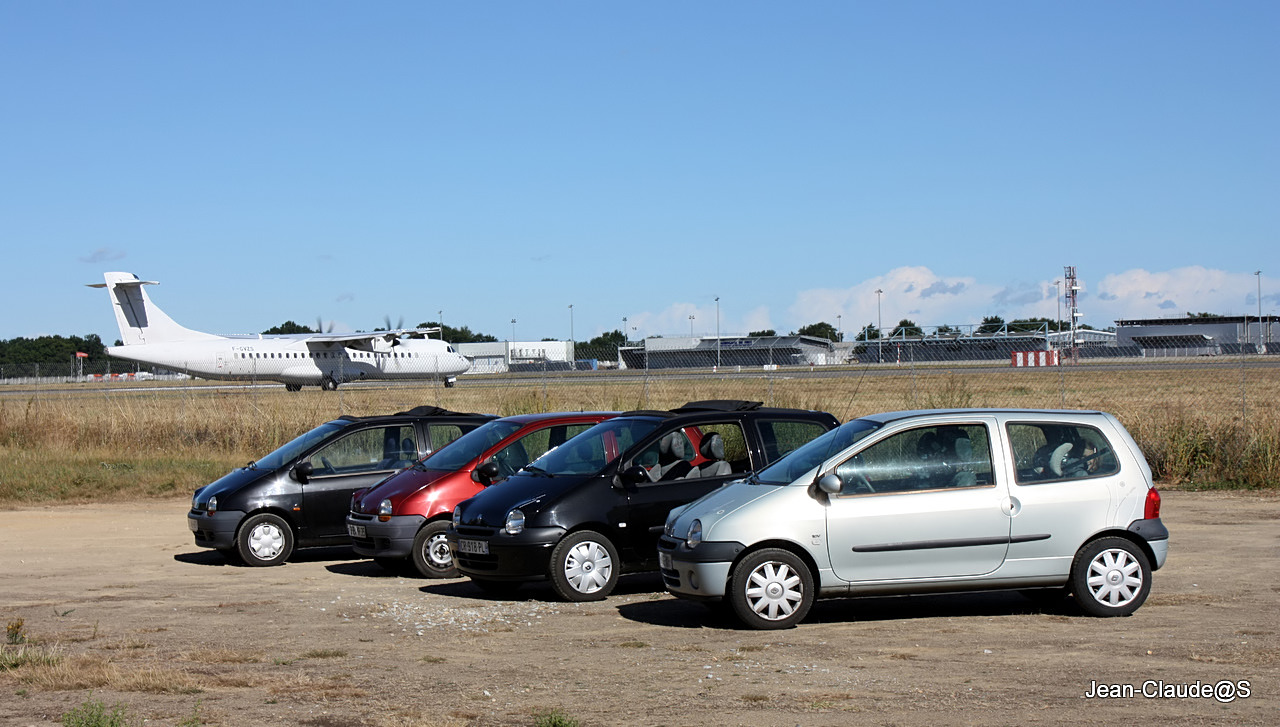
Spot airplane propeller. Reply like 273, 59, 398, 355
315, 317, 335, 334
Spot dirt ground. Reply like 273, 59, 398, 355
1, 491, 1276, 727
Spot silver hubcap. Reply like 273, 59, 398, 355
425, 532, 452, 569
563, 540, 612, 594
1086, 548, 1143, 607
745, 561, 803, 621
248, 522, 285, 560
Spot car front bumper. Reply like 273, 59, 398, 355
446, 525, 566, 582
188, 510, 245, 550
656, 535, 745, 600
347, 513, 424, 559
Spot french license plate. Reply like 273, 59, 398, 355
658, 551, 673, 570
347, 524, 366, 538
187, 518, 198, 532
458, 538, 488, 555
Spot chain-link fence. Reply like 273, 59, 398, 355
4, 336, 1278, 488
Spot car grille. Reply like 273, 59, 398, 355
659, 567, 681, 590
455, 525, 498, 537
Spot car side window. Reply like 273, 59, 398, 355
757, 419, 830, 465
635, 428, 698, 482
426, 423, 468, 454
833, 424, 994, 496
308, 425, 416, 476
1008, 423, 1120, 484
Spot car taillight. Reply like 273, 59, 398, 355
1144, 487, 1161, 519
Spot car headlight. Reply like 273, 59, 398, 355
205, 496, 217, 516
192, 493, 200, 510
452, 505, 461, 527
505, 508, 525, 535
687, 519, 702, 548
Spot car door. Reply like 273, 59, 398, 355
1000, 419, 1119, 569
300, 424, 418, 540
824, 420, 1013, 582
617, 422, 747, 561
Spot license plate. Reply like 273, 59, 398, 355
347, 524, 366, 538
458, 538, 488, 555
659, 551, 673, 570
187, 518, 198, 532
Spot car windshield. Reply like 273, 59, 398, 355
527, 417, 663, 476
753, 419, 881, 484
417, 420, 523, 471
253, 420, 349, 470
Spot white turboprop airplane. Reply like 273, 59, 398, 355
89, 272, 471, 390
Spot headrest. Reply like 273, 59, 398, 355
700, 433, 725, 460
667, 433, 688, 460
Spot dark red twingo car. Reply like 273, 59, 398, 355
346, 412, 617, 577
446, 401, 839, 601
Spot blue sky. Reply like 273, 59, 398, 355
2, 1, 1276, 344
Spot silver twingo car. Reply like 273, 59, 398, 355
657, 409, 1168, 629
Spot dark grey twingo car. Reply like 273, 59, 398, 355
188, 406, 494, 566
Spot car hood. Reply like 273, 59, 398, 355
353, 467, 452, 512
668, 479, 777, 540
456, 471, 593, 528
194, 466, 276, 506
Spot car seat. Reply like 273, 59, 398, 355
685, 433, 731, 479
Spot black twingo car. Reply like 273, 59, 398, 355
188, 406, 494, 566
446, 400, 839, 601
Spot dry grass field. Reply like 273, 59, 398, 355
2, 360, 1277, 506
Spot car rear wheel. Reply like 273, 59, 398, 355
411, 521, 458, 578
235, 513, 294, 567
729, 548, 814, 630
1070, 537, 1151, 617
549, 530, 619, 602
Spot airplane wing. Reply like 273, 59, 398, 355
304, 327, 442, 346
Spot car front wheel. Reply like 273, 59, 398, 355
235, 513, 294, 567
549, 530, 619, 602
729, 548, 814, 630
411, 521, 458, 578
1070, 537, 1152, 617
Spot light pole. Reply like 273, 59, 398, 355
837, 314, 842, 342
715, 297, 721, 368
622, 317, 628, 345
568, 304, 574, 362
875, 288, 883, 363
510, 318, 516, 342
689, 315, 695, 337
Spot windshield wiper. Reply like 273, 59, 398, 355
244, 460, 257, 470
522, 465, 554, 478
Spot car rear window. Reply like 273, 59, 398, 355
1007, 422, 1120, 484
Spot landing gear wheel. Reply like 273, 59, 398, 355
411, 521, 458, 578
729, 548, 814, 630
472, 579, 523, 598
550, 530, 619, 602
1070, 537, 1152, 617
321, 377, 339, 391
284, 383, 302, 392
235, 513, 294, 567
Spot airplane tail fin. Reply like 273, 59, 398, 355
87, 272, 222, 345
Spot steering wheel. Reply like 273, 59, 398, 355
846, 472, 875, 494
320, 456, 334, 473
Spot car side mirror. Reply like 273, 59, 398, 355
617, 465, 650, 488
473, 460, 501, 486
293, 461, 314, 483
817, 473, 842, 495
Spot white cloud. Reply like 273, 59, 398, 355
1090, 267, 1268, 321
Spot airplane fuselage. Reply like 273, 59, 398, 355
107, 336, 471, 388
